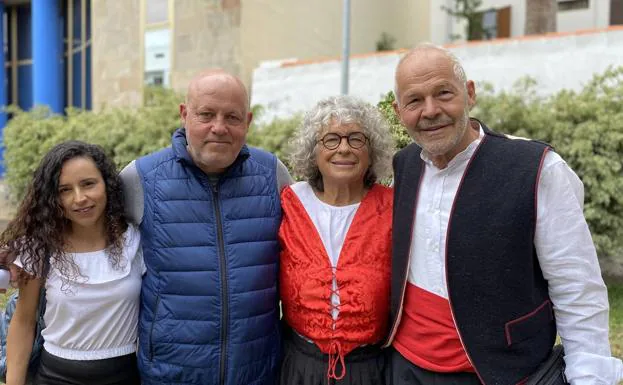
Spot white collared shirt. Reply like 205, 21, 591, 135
408, 128, 623, 384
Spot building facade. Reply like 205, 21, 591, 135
90, 0, 243, 111
240, 0, 430, 84
127, 0, 432, 100
430, 0, 623, 44
5, 0, 623, 112
1, 0, 92, 174
1, 0, 623, 173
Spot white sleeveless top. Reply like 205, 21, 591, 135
16, 225, 145, 360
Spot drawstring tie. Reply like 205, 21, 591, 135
327, 340, 345, 380
326, 266, 345, 380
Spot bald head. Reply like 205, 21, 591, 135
394, 43, 467, 103
391, 42, 477, 169
180, 69, 253, 174
186, 69, 250, 114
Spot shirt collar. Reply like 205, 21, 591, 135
420, 124, 485, 170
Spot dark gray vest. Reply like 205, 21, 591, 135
390, 121, 555, 385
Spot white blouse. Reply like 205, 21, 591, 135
16, 225, 144, 360
291, 181, 360, 320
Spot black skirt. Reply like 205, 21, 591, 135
33, 348, 141, 385
280, 326, 389, 385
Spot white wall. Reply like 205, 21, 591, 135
430, 0, 456, 45
558, 1, 611, 33
429, 0, 611, 44
251, 28, 623, 123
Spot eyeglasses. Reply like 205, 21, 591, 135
317, 132, 369, 150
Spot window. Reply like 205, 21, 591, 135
145, 70, 164, 86
146, 0, 168, 24
470, 6, 511, 41
558, 0, 590, 12
64, 0, 92, 110
3, 5, 33, 110
143, 0, 170, 87
482, 9, 498, 39
144, 28, 170, 87
2, 1, 92, 113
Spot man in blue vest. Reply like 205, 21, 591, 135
120, 69, 292, 385
387, 44, 623, 385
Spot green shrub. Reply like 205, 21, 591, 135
3, 86, 181, 199
476, 68, 623, 258
246, 106, 302, 169
377, 91, 411, 150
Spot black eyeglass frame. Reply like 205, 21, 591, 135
317, 132, 370, 150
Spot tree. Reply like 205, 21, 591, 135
375, 32, 397, 52
525, 0, 557, 35
441, 0, 487, 41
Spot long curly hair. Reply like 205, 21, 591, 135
0, 141, 128, 285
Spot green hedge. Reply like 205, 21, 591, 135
475, 68, 623, 259
3, 68, 622, 258
3, 86, 181, 200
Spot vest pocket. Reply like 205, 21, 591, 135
504, 300, 553, 346
149, 295, 161, 361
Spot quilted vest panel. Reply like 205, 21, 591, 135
136, 129, 281, 385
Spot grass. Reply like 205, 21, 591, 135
608, 283, 623, 358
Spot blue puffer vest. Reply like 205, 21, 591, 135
136, 128, 282, 385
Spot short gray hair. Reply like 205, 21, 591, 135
394, 43, 467, 103
289, 95, 394, 191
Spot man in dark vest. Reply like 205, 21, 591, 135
387, 43, 623, 385
120, 69, 292, 385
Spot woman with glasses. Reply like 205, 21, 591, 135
279, 95, 394, 385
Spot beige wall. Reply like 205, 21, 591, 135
91, 0, 430, 107
240, 0, 431, 86
404, 0, 431, 48
170, 0, 243, 93
91, 0, 143, 110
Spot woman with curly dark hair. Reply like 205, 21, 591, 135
2, 141, 143, 385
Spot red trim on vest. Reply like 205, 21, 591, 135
504, 299, 552, 346
393, 284, 475, 373
279, 184, 392, 379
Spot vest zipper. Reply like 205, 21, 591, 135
149, 295, 161, 361
212, 183, 229, 385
